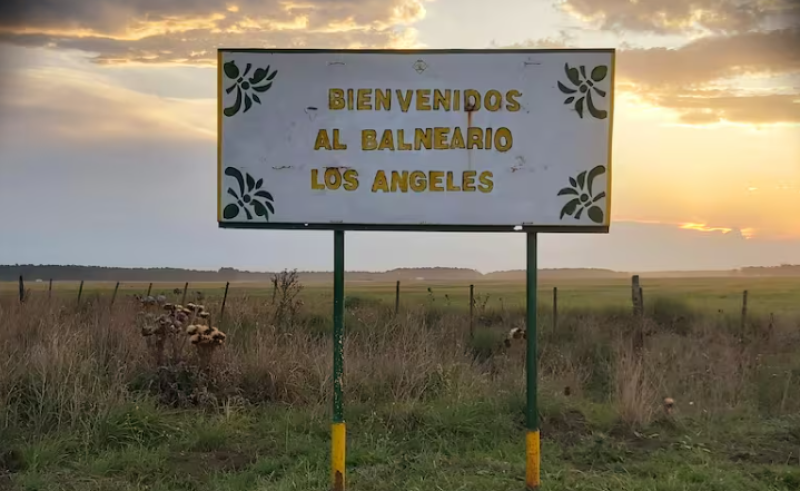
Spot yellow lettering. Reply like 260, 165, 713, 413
454, 90, 461, 111
314, 129, 332, 150
378, 130, 394, 151
396, 89, 413, 112
414, 128, 432, 150
410, 170, 426, 192
343, 169, 359, 191
445, 171, 461, 191
355, 127, 511, 151
371, 170, 389, 192
433, 127, 449, 150
505, 90, 522, 111
495, 127, 513, 152
356, 89, 371, 110
346, 89, 354, 110
485, 90, 502, 111
332, 128, 346, 150
362, 129, 377, 150
416, 89, 432, 111
464, 89, 481, 111
478, 171, 493, 193
433, 89, 451, 111
462, 170, 477, 191
311, 169, 325, 190
329, 89, 345, 110
429, 171, 444, 191
391, 171, 409, 192
450, 127, 465, 149
397, 130, 412, 150
325, 168, 342, 190
375, 89, 391, 110
467, 127, 483, 149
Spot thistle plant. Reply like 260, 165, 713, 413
137, 300, 226, 370
186, 321, 227, 370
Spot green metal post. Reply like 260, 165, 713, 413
525, 232, 540, 489
331, 229, 346, 490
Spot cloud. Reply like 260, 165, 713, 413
508, 27, 800, 124
0, 0, 429, 64
556, 0, 799, 35
0, 50, 215, 143
618, 28, 800, 88
619, 28, 800, 124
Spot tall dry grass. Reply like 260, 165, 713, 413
1, 288, 799, 440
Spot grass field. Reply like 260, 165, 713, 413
1, 275, 799, 490
6, 275, 800, 314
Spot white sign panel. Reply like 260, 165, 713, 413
217, 49, 615, 232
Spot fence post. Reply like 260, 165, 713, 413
740, 290, 748, 341
77, 280, 84, 305
111, 281, 120, 306
146, 283, 153, 297
18, 275, 24, 303
633, 285, 645, 356
552, 287, 558, 332
48, 278, 53, 300
736, 290, 749, 378
181, 282, 189, 305
631, 275, 641, 316
469, 284, 475, 341
395, 280, 400, 317
220, 282, 230, 317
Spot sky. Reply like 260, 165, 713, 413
0, 0, 798, 273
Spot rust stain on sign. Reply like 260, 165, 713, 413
466, 100, 476, 171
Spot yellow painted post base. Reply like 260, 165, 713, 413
525, 430, 540, 489
331, 422, 346, 491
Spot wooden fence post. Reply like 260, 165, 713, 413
77, 280, 84, 305
181, 282, 189, 305
48, 278, 53, 300
737, 290, 749, 378
220, 282, 230, 318
18, 276, 24, 303
633, 284, 645, 356
395, 280, 401, 316
631, 275, 641, 316
111, 281, 120, 306
469, 284, 475, 341
553, 286, 558, 332
146, 283, 153, 297
740, 290, 748, 341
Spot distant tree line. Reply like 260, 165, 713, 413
739, 264, 800, 276
0, 264, 485, 283
0, 265, 251, 282
3, 263, 797, 283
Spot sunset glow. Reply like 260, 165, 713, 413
0, 0, 797, 272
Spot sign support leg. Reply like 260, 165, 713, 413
331, 229, 346, 491
525, 232, 540, 489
